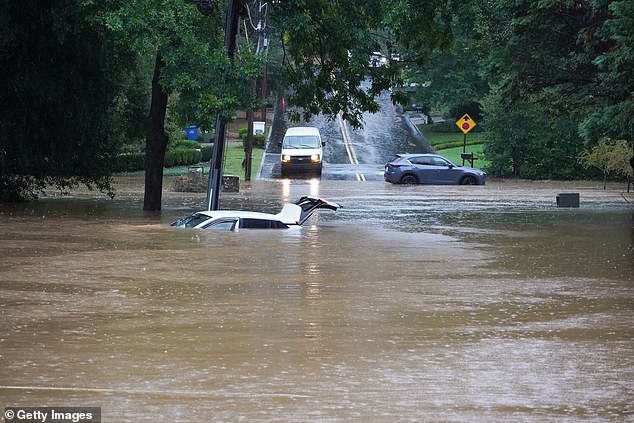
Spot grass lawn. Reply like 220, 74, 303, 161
121, 145, 265, 180
436, 144, 489, 170
420, 130, 463, 146
416, 124, 488, 170
418, 125, 483, 148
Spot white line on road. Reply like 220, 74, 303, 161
337, 113, 366, 181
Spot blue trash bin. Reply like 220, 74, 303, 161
185, 125, 198, 141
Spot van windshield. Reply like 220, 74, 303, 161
282, 135, 320, 149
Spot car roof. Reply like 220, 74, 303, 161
398, 153, 443, 158
284, 127, 320, 136
173, 197, 340, 229
195, 210, 281, 220
193, 204, 304, 225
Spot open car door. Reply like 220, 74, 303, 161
294, 196, 341, 225
274, 196, 341, 226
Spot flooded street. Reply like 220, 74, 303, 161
260, 86, 430, 181
1, 178, 633, 422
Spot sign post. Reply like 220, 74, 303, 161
455, 113, 476, 165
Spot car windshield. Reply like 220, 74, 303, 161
170, 213, 209, 228
283, 135, 320, 149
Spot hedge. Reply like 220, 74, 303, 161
434, 139, 483, 150
164, 148, 201, 167
113, 153, 145, 172
426, 121, 483, 133
171, 140, 199, 149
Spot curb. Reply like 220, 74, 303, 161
257, 95, 279, 180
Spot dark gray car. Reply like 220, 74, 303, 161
384, 153, 486, 185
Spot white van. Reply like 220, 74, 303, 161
280, 127, 324, 176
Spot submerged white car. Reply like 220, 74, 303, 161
170, 196, 341, 231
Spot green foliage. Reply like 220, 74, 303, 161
434, 139, 482, 151
113, 153, 146, 173
238, 128, 266, 149
436, 145, 488, 171
481, 89, 585, 179
580, 1, 634, 141
238, 128, 248, 140
421, 0, 631, 180
201, 145, 214, 162
425, 122, 459, 134
164, 139, 202, 168
0, 1, 125, 200
426, 121, 480, 134
133, 144, 263, 179
578, 138, 632, 188
164, 148, 201, 168
419, 125, 483, 149
272, 0, 455, 128
171, 140, 199, 150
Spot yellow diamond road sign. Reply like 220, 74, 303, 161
456, 113, 476, 134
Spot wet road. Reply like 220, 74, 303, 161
1, 178, 632, 422
260, 88, 431, 181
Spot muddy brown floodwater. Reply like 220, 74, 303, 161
1, 178, 633, 422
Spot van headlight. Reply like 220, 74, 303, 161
311, 154, 320, 163
282, 155, 291, 163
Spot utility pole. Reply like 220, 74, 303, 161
206, 0, 242, 211
260, 4, 269, 123
244, 0, 268, 182
244, 0, 268, 181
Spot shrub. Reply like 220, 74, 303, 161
434, 139, 482, 150
201, 145, 213, 162
164, 148, 201, 167
171, 140, 199, 149
578, 138, 632, 188
239, 128, 266, 149
238, 127, 248, 140
253, 133, 266, 149
426, 121, 458, 133
426, 121, 483, 133
113, 153, 145, 172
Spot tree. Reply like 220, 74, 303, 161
579, 138, 632, 188
101, 0, 258, 211
465, 0, 614, 178
271, 0, 455, 128
402, 0, 495, 119
580, 1, 634, 142
0, 0, 128, 201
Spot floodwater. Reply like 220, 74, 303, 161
1, 178, 633, 422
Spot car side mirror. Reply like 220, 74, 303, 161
448, 164, 454, 169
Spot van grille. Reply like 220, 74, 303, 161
288, 155, 313, 163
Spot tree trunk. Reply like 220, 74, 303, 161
244, 78, 257, 181
260, 63, 268, 122
245, 107, 253, 181
143, 54, 169, 211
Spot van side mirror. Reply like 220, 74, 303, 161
322, 141, 326, 147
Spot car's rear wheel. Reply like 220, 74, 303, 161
461, 175, 477, 185
400, 174, 418, 184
